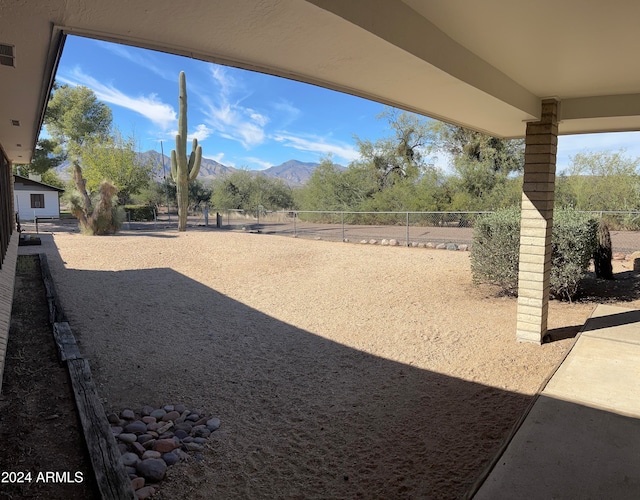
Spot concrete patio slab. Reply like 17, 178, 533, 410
473, 304, 640, 499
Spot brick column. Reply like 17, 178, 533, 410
516, 99, 558, 344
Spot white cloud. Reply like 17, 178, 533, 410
202, 99, 267, 149
272, 132, 360, 163
189, 124, 213, 142
271, 99, 301, 125
101, 43, 174, 81
244, 157, 274, 170
204, 152, 226, 163
197, 65, 271, 149
59, 68, 176, 129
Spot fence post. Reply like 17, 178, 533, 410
293, 211, 297, 237
406, 212, 409, 246
342, 212, 345, 242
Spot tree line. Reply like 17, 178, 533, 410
16, 85, 640, 226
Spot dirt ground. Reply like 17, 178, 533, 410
0, 255, 97, 500
11, 228, 640, 499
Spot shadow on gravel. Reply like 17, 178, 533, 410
33, 237, 536, 500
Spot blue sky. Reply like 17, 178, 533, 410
53, 35, 640, 173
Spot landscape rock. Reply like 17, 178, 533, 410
110, 403, 220, 495
140, 406, 154, 417
183, 442, 205, 452
135, 486, 156, 499
369, 239, 377, 245
125, 421, 147, 434
131, 477, 145, 491
157, 421, 174, 434
118, 433, 137, 444
136, 458, 167, 482
426, 242, 435, 248
175, 429, 189, 440
137, 434, 154, 444
389, 239, 398, 246
360, 240, 368, 244
107, 413, 120, 425
162, 410, 181, 422
121, 452, 140, 467
150, 409, 166, 420
436, 243, 447, 249
162, 452, 180, 466
131, 441, 146, 457
206, 418, 220, 431
381, 239, 389, 246
120, 409, 135, 420
446, 243, 458, 251
613, 252, 626, 260
458, 244, 469, 251
192, 425, 211, 438
153, 438, 180, 453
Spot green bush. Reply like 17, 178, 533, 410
471, 208, 598, 300
470, 207, 521, 295
124, 205, 155, 221
550, 210, 598, 300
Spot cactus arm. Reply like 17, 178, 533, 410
170, 149, 178, 181
188, 145, 202, 181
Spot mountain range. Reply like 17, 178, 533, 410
137, 151, 324, 187
55, 151, 337, 187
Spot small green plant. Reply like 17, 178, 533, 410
124, 205, 155, 221
471, 208, 598, 300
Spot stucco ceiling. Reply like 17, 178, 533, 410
2, 0, 640, 163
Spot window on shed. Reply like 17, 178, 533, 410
30, 194, 45, 208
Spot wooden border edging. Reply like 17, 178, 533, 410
38, 253, 135, 500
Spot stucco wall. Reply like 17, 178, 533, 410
14, 190, 60, 220
0, 232, 18, 393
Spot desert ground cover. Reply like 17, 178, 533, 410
23, 228, 634, 498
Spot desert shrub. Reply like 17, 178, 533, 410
550, 210, 598, 300
471, 208, 598, 300
470, 207, 521, 294
125, 205, 155, 221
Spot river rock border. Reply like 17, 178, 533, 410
355, 238, 470, 251
109, 404, 221, 499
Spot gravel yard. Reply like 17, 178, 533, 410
20, 227, 622, 498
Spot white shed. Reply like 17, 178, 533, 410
14, 175, 64, 221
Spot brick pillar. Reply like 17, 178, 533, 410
516, 99, 558, 344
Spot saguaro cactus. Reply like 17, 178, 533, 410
171, 71, 202, 231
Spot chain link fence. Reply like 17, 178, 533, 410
19, 209, 640, 254
217, 210, 487, 247
214, 209, 640, 253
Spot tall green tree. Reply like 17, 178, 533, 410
559, 150, 640, 210
44, 84, 118, 234
295, 158, 375, 211
79, 129, 153, 205
211, 170, 294, 211
354, 108, 439, 191
434, 123, 525, 210
14, 138, 65, 177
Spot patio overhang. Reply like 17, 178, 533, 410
3, 0, 640, 163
